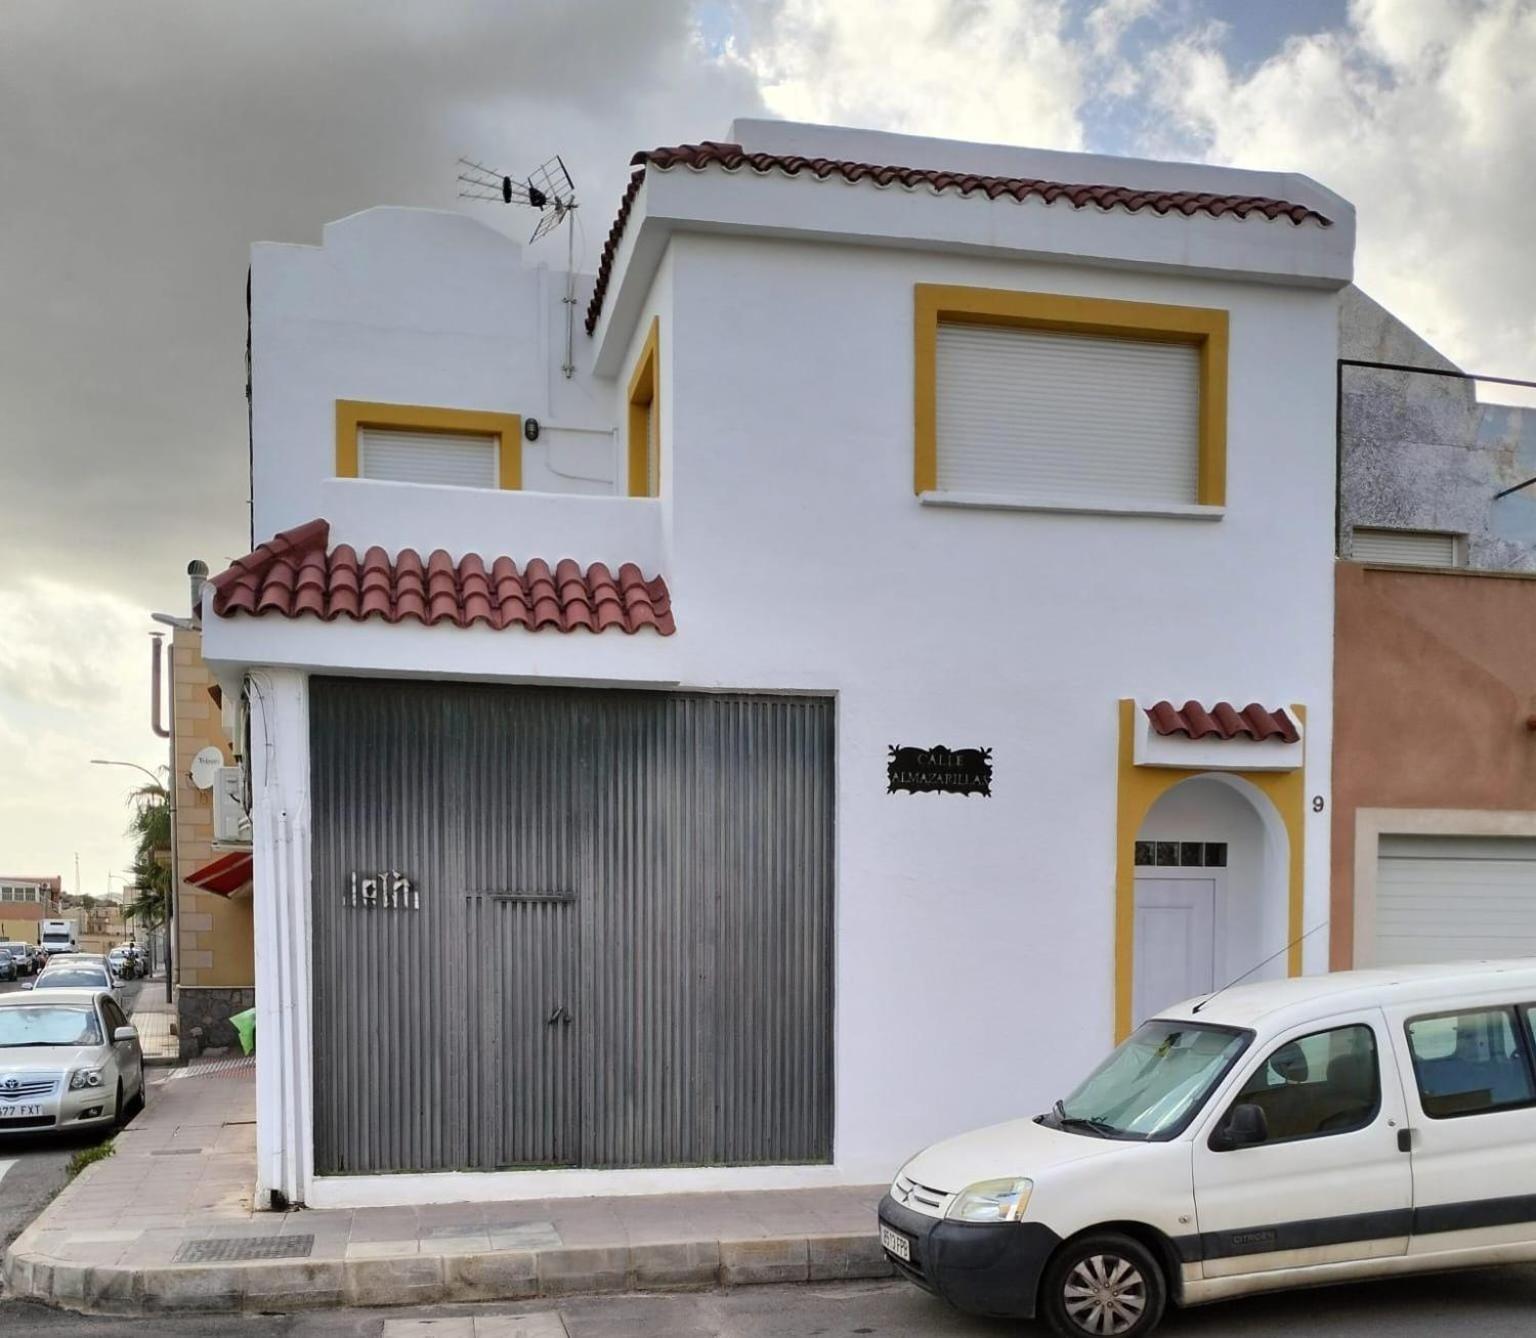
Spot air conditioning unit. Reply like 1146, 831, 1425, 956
213, 766, 251, 844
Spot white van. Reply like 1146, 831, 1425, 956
880, 961, 1536, 1337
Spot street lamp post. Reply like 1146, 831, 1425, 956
92, 758, 175, 1002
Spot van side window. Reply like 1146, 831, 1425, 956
1405, 1008, 1536, 1119
1224, 1024, 1381, 1143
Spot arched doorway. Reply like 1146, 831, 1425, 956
1131, 774, 1291, 1023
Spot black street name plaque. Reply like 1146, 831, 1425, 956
887, 745, 993, 797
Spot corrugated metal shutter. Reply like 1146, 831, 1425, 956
359, 427, 498, 488
935, 322, 1200, 504
310, 679, 834, 1174
1351, 528, 1459, 567
1376, 836, 1536, 966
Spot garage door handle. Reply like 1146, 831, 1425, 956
547, 1005, 574, 1026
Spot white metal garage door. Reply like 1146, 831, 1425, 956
1376, 835, 1536, 966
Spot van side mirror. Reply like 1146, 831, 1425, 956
1212, 1102, 1269, 1151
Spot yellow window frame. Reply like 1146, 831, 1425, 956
335, 400, 522, 490
626, 318, 660, 498
913, 284, 1229, 505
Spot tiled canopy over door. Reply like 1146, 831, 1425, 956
310, 679, 834, 1174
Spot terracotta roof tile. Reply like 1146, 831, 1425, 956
210, 519, 674, 636
585, 141, 1333, 334
1146, 700, 1299, 744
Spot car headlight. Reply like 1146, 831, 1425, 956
946, 1177, 1033, 1223
68, 1068, 105, 1091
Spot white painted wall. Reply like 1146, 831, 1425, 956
249, 207, 618, 548
213, 132, 1344, 1203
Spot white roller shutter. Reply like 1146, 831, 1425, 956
359, 428, 499, 488
1375, 835, 1536, 966
1352, 528, 1459, 567
935, 323, 1200, 505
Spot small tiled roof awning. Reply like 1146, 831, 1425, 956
585, 141, 1333, 334
209, 519, 674, 635
185, 850, 253, 897
1146, 700, 1299, 744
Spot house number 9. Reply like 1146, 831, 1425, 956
1312, 795, 1325, 812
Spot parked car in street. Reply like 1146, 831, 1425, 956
30, 959, 116, 998
0, 942, 36, 977
0, 953, 14, 984
881, 961, 1536, 1338
0, 988, 145, 1133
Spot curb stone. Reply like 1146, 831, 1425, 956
3, 1229, 893, 1315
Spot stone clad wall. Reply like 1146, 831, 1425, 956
178, 985, 257, 1058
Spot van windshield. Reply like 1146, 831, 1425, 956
1050, 1020, 1252, 1140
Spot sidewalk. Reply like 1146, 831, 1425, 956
127, 975, 179, 1064
2, 1066, 889, 1314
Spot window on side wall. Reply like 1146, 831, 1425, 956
335, 402, 522, 490
914, 286, 1228, 513
1350, 527, 1462, 568
627, 318, 660, 498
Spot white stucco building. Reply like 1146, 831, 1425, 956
200, 119, 1354, 1209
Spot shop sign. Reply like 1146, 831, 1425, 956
345, 870, 419, 910
887, 745, 993, 797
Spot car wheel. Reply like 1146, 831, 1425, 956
125, 1067, 146, 1117
1040, 1232, 1166, 1338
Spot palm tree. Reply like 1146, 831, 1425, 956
122, 781, 171, 928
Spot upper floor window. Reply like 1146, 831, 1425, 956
1350, 527, 1462, 568
335, 401, 522, 491
914, 286, 1228, 513
627, 318, 660, 498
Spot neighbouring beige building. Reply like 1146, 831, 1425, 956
167, 616, 254, 1057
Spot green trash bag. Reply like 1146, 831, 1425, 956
229, 1007, 256, 1056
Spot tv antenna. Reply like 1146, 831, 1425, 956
459, 155, 581, 377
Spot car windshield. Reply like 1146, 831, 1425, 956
1051, 1020, 1252, 1140
0, 1005, 103, 1048
35, 970, 109, 990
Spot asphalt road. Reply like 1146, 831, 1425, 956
3, 1269, 1536, 1337
0, 975, 145, 1258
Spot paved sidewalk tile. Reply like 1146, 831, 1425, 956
2, 1059, 888, 1316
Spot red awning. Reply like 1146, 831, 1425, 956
185, 850, 253, 897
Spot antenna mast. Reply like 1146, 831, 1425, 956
458, 155, 580, 379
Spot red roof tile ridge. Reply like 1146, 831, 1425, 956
586, 142, 1332, 335
1145, 699, 1299, 744
210, 521, 675, 637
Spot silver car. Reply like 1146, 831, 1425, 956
0, 989, 146, 1133
31, 960, 117, 998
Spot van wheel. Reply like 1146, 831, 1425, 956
1040, 1232, 1166, 1338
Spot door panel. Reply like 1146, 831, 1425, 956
467, 896, 578, 1167
1133, 877, 1215, 1023
1385, 1000, 1536, 1256
1192, 1011, 1412, 1278
310, 679, 834, 1174
1375, 836, 1536, 965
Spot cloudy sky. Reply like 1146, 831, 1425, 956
2, 0, 1533, 894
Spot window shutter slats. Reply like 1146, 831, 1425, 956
359, 428, 499, 488
1351, 528, 1458, 567
935, 323, 1200, 505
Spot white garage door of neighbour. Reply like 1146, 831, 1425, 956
1376, 835, 1536, 966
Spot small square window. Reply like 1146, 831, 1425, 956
1205, 843, 1228, 868
1155, 842, 1178, 867
1134, 841, 1156, 867
1180, 842, 1204, 867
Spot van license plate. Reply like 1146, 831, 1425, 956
1, 1104, 44, 1119
879, 1224, 911, 1262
